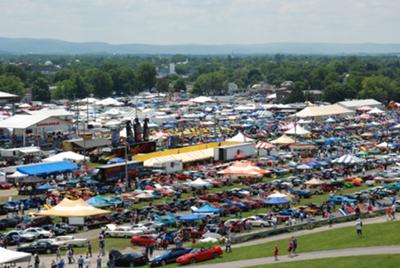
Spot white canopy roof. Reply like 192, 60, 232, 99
43, 151, 86, 163
0, 247, 31, 264
367, 107, 385, 114
226, 132, 255, 143
292, 104, 354, 118
189, 96, 215, 103
96, 98, 123, 106
187, 178, 212, 188
285, 125, 310, 135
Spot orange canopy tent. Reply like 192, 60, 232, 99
218, 161, 270, 176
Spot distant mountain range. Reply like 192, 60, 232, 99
1, 37, 400, 55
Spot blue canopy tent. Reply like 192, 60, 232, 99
17, 161, 79, 176
36, 184, 56, 191
193, 204, 221, 214
177, 214, 207, 222
86, 196, 110, 208
107, 158, 125, 164
264, 198, 290, 205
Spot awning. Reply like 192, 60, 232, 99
17, 161, 79, 176
0, 247, 31, 264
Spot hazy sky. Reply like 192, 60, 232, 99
0, 0, 398, 44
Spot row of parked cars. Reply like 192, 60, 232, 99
108, 246, 223, 267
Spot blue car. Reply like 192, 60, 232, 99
150, 248, 192, 267
329, 195, 357, 205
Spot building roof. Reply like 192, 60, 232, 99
337, 99, 382, 109
292, 104, 354, 118
0, 91, 19, 100
69, 138, 111, 149
0, 114, 71, 129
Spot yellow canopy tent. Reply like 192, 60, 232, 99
36, 198, 110, 217
271, 135, 295, 145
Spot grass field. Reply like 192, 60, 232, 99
250, 254, 400, 268
201, 221, 400, 264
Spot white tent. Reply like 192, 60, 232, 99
332, 154, 363, 164
367, 107, 385, 115
296, 164, 312, 170
267, 192, 290, 199
285, 125, 310, 136
189, 96, 215, 103
325, 117, 336, 123
96, 98, 123, 106
43, 151, 86, 163
0, 247, 31, 264
187, 178, 212, 189
8, 171, 28, 179
226, 132, 255, 143
377, 142, 389, 149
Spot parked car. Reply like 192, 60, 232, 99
17, 240, 59, 254
130, 235, 157, 247
244, 216, 271, 227
105, 224, 148, 238
42, 224, 67, 236
40, 235, 87, 248
176, 246, 223, 265
23, 227, 52, 239
108, 250, 148, 267
16, 216, 52, 229
54, 222, 78, 233
4, 230, 36, 242
150, 248, 192, 267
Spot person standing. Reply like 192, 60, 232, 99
33, 253, 40, 268
96, 255, 102, 268
87, 241, 92, 257
291, 237, 298, 256
84, 255, 91, 268
67, 247, 74, 264
225, 236, 232, 253
355, 218, 363, 238
78, 255, 84, 268
273, 245, 279, 261
391, 203, 396, 220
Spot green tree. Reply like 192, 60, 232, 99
137, 63, 156, 90
173, 79, 187, 92
359, 75, 398, 102
192, 71, 226, 95
156, 78, 169, 92
284, 87, 305, 103
0, 75, 26, 96
31, 78, 51, 102
323, 83, 356, 103
86, 69, 113, 97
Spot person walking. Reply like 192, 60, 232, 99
288, 239, 293, 257
99, 238, 105, 257
87, 241, 92, 257
355, 218, 363, 238
273, 245, 279, 261
78, 255, 84, 268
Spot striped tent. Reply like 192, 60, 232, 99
332, 154, 363, 164
255, 141, 274, 150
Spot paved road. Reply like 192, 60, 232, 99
191, 246, 400, 268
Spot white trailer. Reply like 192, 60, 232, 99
214, 142, 255, 161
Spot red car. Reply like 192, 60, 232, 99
176, 246, 223, 265
131, 235, 157, 247
0, 182, 12, 190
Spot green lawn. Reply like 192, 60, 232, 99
250, 254, 400, 268
199, 221, 400, 264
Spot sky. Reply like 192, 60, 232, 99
0, 0, 399, 44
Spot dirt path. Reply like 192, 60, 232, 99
191, 246, 400, 268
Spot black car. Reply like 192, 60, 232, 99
54, 222, 78, 233
42, 224, 67, 236
17, 240, 58, 254
108, 250, 148, 267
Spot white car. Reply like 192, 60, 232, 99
38, 236, 87, 248
23, 227, 52, 239
105, 224, 149, 238
5, 230, 37, 242
245, 216, 271, 227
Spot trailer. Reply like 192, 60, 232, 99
214, 142, 255, 161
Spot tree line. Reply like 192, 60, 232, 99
0, 54, 400, 103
